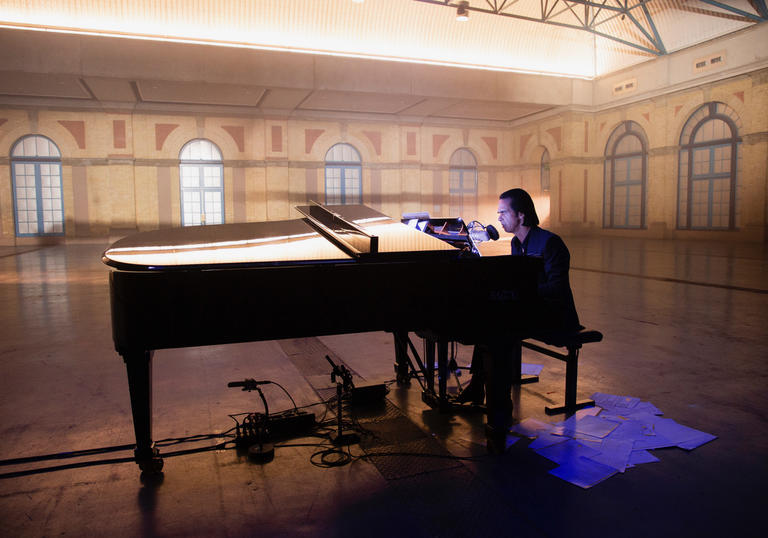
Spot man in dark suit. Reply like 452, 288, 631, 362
458, 188, 581, 452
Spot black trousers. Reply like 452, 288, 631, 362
473, 340, 521, 433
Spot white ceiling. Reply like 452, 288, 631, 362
0, 0, 763, 78
0, 1, 765, 123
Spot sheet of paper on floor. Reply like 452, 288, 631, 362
628, 450, 660, 466
521, 363, 544, 376
585, 439, 634, 472
534, 438, 601, 465
510, 417, 552, 438
552, 414, 619, 439
548, 456, 618, 489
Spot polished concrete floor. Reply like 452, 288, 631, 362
0, 236, 767, 537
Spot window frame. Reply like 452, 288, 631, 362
540, 148, 550, 193
448, 148, 478, 217
324, 143, 362, 205
603, 121, 648, 229
677, 102, 741, 230
10, 135, 65, 237
179, 139, 225, 227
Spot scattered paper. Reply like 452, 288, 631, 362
521, 363, 544, 376
628, 450, 660, 465
535, 439, 601, 465
510, 417, 552, 438
677, 432, 717, 450
520, 392, 716, 488
528, 433, 567, 450
591, 392, 641, 410
585, 439, 634, 473
552, 415, 619, 439
549, 457, 618, 489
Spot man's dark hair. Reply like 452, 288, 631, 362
499, 188, 539, 227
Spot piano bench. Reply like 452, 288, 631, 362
521, 328, 603, 416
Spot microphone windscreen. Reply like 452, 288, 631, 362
486, 225, 499, 241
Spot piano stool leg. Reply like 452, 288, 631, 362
544, 346, 595, 416
123, 350, 163, 475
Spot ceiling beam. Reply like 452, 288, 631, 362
698, 0, 767, 22
413, 0, 663, 54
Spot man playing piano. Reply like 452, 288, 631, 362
457, 188, 581, 452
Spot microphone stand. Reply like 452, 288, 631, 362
325, 355, 360, 446
228, 379, 275, 462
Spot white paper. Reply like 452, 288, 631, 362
586, 439, 634, 472
549, 456, 618, 489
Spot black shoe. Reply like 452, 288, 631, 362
454, 377, 485, 405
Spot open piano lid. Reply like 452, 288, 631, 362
103, 203, 458, 271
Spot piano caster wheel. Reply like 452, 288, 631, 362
138, 456, 164, 477
136, 446, 164, 476
394, 364, 411, 386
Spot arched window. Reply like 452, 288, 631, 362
179, 139, 224, 226
10, 135, 64, 236
678, 102, 741, 230
540, 149, 550, 193
603, 121, 648, 229
325, 143, 361, 205
449, 148, 477, 217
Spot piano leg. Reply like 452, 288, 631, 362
393, 332, 411, 385
424, 338, 435, 394
437, 338, 449, 407
122, 350, 163, 475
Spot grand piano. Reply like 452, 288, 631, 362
103, 203, 542, 473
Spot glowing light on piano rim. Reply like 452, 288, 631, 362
105, 235, 356, 266
104, 231, 319, 254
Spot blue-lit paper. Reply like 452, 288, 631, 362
586, 439, 634, 472
552, 415, 619, 439
549, 456, 618, 489
535, 439, 601, 465
510, 417, 552, 438
528, 433, 567, 450
521, 363, 544, 376
628, 450, 660, 465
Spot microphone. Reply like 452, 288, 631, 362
467, 222, 499, 243
228, 379, 271, 389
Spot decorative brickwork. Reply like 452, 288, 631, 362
432, 134, 449, 158
59, 120, 86, 149
113, 120, 126, 149
406, 132, 416, 155
481, 136, 498, 160
546, 127, 562, 151
155, 123, 179, 151
304, 129, 324, 154
222, 125, 245, 152
363, 130, 382, 156
519, 133, 532, 158
271, 125, 282, 152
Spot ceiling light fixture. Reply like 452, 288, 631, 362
456, 1, 469, 22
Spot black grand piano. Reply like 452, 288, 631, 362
103, 203, 542, 473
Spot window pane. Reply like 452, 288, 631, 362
180, 139, 222, 161
203, 166, 222, 187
